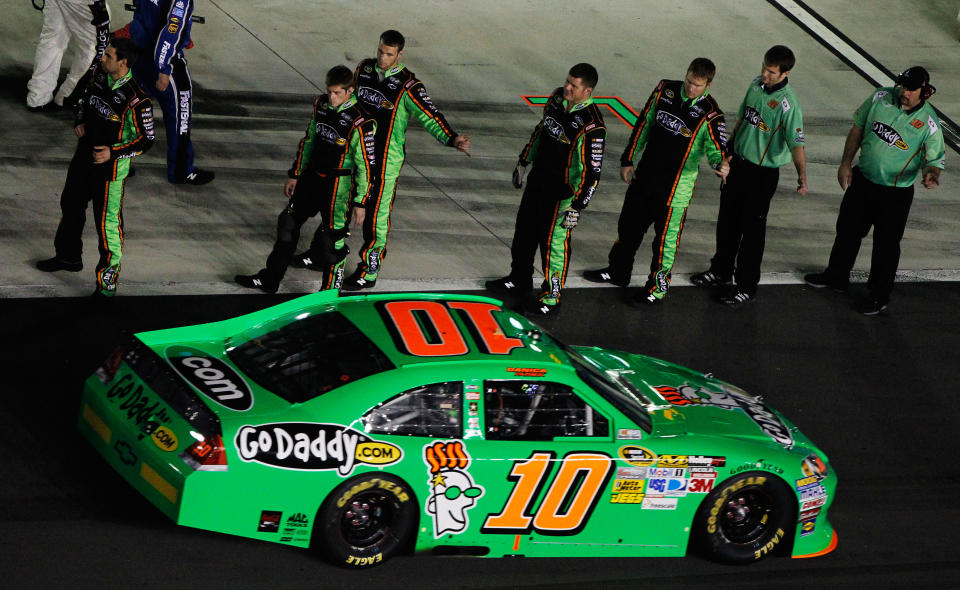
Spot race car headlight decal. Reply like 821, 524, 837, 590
801, 453, 828, 479
181, 434, 228, 471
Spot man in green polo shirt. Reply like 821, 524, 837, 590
805, 66, 945, 315
690, 46, 807, 306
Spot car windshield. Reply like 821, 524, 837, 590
562, 346, 653, 433
226, 311, 394, 403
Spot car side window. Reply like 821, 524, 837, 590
484, 380, 609, 440
362, 382, 463, 438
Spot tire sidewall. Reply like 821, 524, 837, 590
693, 470, 796, 564
313, 472, 418, 568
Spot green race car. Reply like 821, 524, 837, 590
78, 291, 837, 567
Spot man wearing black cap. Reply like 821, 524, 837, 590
804, 67, 945, 315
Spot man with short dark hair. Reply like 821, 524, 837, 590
690, 45, 807, 306
804, 66, 945, 315
36, 37, 155, 299
295, 29, 471, 290
584, 58, 729, 306
235, 66, 377, 293
486, 63, 606, 316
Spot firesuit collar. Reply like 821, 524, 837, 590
563, 95, 594, 112
335, 94, 358, 112
376, 63, 406, 81
107, 70, 133, 90
682, 88, 709, 106
762, 77, 789, 94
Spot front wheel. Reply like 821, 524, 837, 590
692, 471, 796, 564
313, 473, 417, 568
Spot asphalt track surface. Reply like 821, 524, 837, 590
2, 283, 959, 589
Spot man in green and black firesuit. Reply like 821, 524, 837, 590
293, 29, 471, 290
235, 65, 377, 293
36, 36, 154, 299
805, 66, 945, 316
583, 57, 729, 306
690, 45, 807, 306
486, 63, 606, 317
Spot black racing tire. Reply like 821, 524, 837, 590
692, 471, 796, 564
312, 473, 418, 568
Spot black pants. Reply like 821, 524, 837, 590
709, 155, 780, 294
54, 143, 128, 294
508, 172, 574, 303
824, 167, 914, 303
606, 181, 684, 293
262, 172, 341, 287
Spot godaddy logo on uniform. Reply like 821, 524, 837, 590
871, 121, 908, 150
656, 111, 692, 137
357, 87, 393, 110
543, 116, 570, 144
742, 106, 770, 132
316, 122, 343, 145
89, 95, 120, 122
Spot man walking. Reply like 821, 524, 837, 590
235, 66, 377, 293
294, 30, 471, 290
583, 58, 729, 305
804, 67, 945, 315
690, 45, 807, 306
36, 37, 154, 298
485, 63, 606, 316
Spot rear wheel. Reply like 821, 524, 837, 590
693, 471, 795, 563
313, 473, 417, 568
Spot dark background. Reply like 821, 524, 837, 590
2, 283, 959, 588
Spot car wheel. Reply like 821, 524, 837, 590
313, 473, 418, 568
693, 471, 795, 563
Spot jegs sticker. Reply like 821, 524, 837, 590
424, 441, 485, 538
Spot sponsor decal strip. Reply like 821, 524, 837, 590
767, 0, 960, 153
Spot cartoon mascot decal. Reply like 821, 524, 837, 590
423, 440, 484, 538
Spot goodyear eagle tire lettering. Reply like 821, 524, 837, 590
692, 470, 795, 564
313, 473, 417, 568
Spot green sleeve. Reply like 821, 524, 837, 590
924, 115, 947, 170
621, 83, 661, 167
351, 119, 378, 204
289, 106, 318, 178
402, 81, 456, 145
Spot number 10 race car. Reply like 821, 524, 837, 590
78, 292, 837, 567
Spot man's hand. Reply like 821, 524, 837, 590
512, 161, 527, 189
713, 159, 730, 181
89, 0, 109, 27
92, 146, 110, 164
156, 73, 170, 92
560, 208, 580, 229
837, 162, 853, 190
921, 167, 941, 189
796, 176, 809, 195
74, 124, 86, 138
351, 204, 366, 228
453, 135, 471, 156
284, 178, 297, 198
620, 165, 635, 184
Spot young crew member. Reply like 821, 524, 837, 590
690, 45, 807, 306
294, 29, 471, 290
235, 66, 377, 293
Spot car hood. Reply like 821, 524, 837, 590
572, 346, 797, 448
